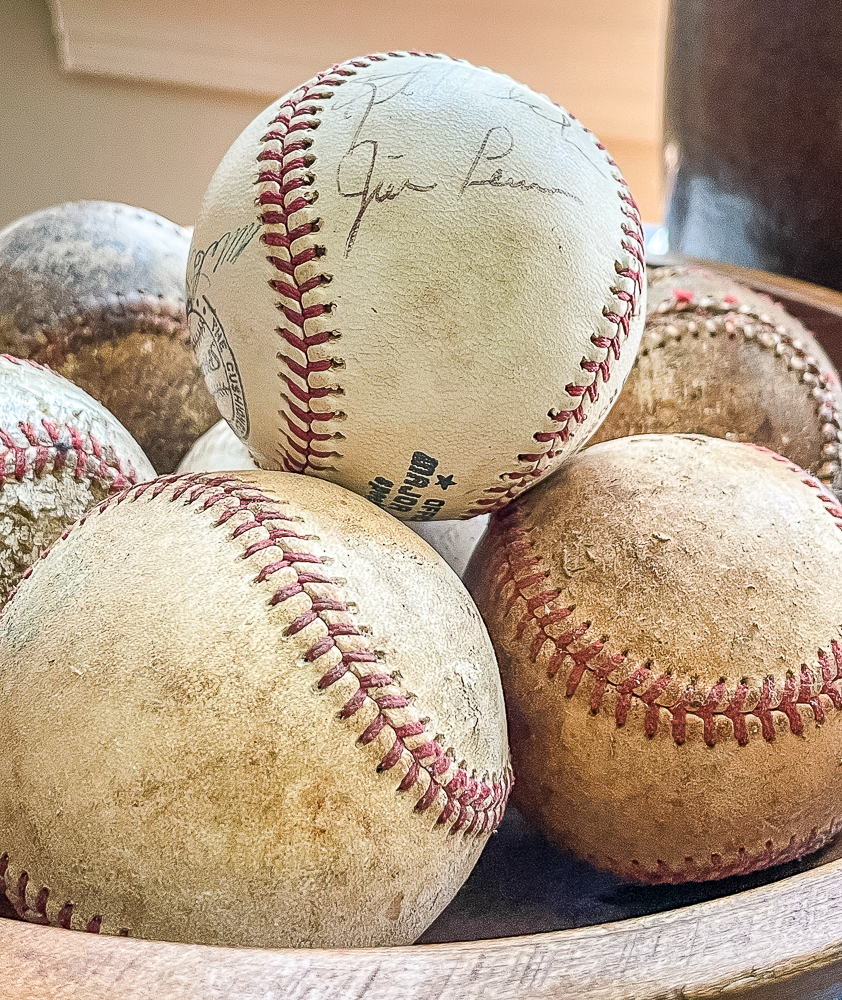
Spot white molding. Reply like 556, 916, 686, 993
48, 0, 665, 141
48, 0, 324, 97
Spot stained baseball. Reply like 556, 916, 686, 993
0, 200, 220, 473
590, 265, 842, 497
188, 51, 646, 520
0, 470, 511, 947
0, 354, 155, 605
465, 433, 842, 883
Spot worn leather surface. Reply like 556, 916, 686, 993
591, 265, 842, 497
0, 201, 219, 473
0, 470, 510, 948
0, 355, 155, 604
465, 433, 842, 882
178, 418, 489, 576
188, 52, 646, 520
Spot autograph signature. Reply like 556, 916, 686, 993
186, 223, 261, 305
461, 127, 584, 204
336, 79, 437, 255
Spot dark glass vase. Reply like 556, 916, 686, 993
663, 0, 842, 291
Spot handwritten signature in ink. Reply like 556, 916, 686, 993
186, 222, 261, 306
336, 80, 438, 255
460, 126, 584, 203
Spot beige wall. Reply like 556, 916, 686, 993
0, 0, 665, 232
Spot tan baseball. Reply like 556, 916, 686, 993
0, 200, 220, 473
187, 51, 646, 521
0, 470, 511, 948
590, 265, 842, 497
0, 354, 155, 605
465, 433, 842, 883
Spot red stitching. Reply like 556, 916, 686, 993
621, 820, 842, 885
0, 416, 140, 496
1, 471, 512, 931
0, 354, 58, 375
0, 853, 125, 934
466, 148, 644, 516
256, 55, 431, 475
646, 279, 842, 489
258, 52, 447, 475
1, 355, 142, 498
749, 446, 842, 528
488, 502, 842, 748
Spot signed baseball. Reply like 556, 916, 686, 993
188, 51, 646, 520
0, 201, 220, 473
0, 470, 511, 948
0, 354, 154, 605
466, 433, 842, 883
590, 265, 842, 497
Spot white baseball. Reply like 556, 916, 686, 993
0, 354, 155, 604
0, 470, 511, 948
188, 51, 646, 520
175, 417, 255, 473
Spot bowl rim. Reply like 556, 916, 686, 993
5, 851, 842, 999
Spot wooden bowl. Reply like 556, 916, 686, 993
4, 257, 842, 1000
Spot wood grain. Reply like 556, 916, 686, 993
3, 854, 842, 1000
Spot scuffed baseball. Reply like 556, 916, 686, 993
0, 354, 155, 605
465, 433, 842, 883
589, 265, 842, 497
0, 201, 220, 473
178, 418, 490, 577
0, 470, 511, 948
188, 51, 645, 520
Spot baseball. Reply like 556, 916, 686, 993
0, 200, 220, 473
187, 50, 646, 520
0, 353, 155, 605
465, 433, 842, 883
411, 515, 489, 578
178, 417, 489, 576
175, 417, 255, 474
590, 265, 842, 497
0, 470, 511, 948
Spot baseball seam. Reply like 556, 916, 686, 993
0, 356, 141, 494
256, 53, 643, 511
257, 51, 439, 476
1, 471, 512, 932
622, 818, 842, 885
466, 134, 645, 517
488, 472, 842, 749
18, 298, 188, 368
643, 282, 842, 488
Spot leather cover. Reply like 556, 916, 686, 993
0, 354, 155, 604
466, 433, 842, 883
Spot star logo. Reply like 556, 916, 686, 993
436, 474, 456, 490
